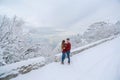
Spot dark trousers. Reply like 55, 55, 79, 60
66, 51, 70, 63
62, 53, 66, 63
62, 51, 70, 63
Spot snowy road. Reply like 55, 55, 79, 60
11, 37, 120, 80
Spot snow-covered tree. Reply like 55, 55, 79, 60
82, 21, 120, 43
20, 43, 53, 60
0, 15, 26, 65
0, 15, 54, 65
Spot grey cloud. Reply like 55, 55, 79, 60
0, 0, 119, 28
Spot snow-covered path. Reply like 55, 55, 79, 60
11, 37, 120, 80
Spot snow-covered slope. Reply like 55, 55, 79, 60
11, 37, 120, 80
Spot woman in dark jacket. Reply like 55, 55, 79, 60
61, 40, 66, 64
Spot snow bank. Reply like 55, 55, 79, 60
0, 57, 45, 79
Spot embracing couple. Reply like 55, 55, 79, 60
61, 38, 71, 64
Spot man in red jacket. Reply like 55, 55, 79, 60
66, 38, 71, 64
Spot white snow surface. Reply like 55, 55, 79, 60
0, 57, 45, 75
11, 37, 120, 80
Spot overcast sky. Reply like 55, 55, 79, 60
0, 0, 120, 28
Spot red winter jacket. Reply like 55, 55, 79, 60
66, 42, 71, 51
61, 43, 67, 53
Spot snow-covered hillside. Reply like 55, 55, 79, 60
0, 15, 120, 68
11, 36, 120, 80
53, 21, 120, 54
